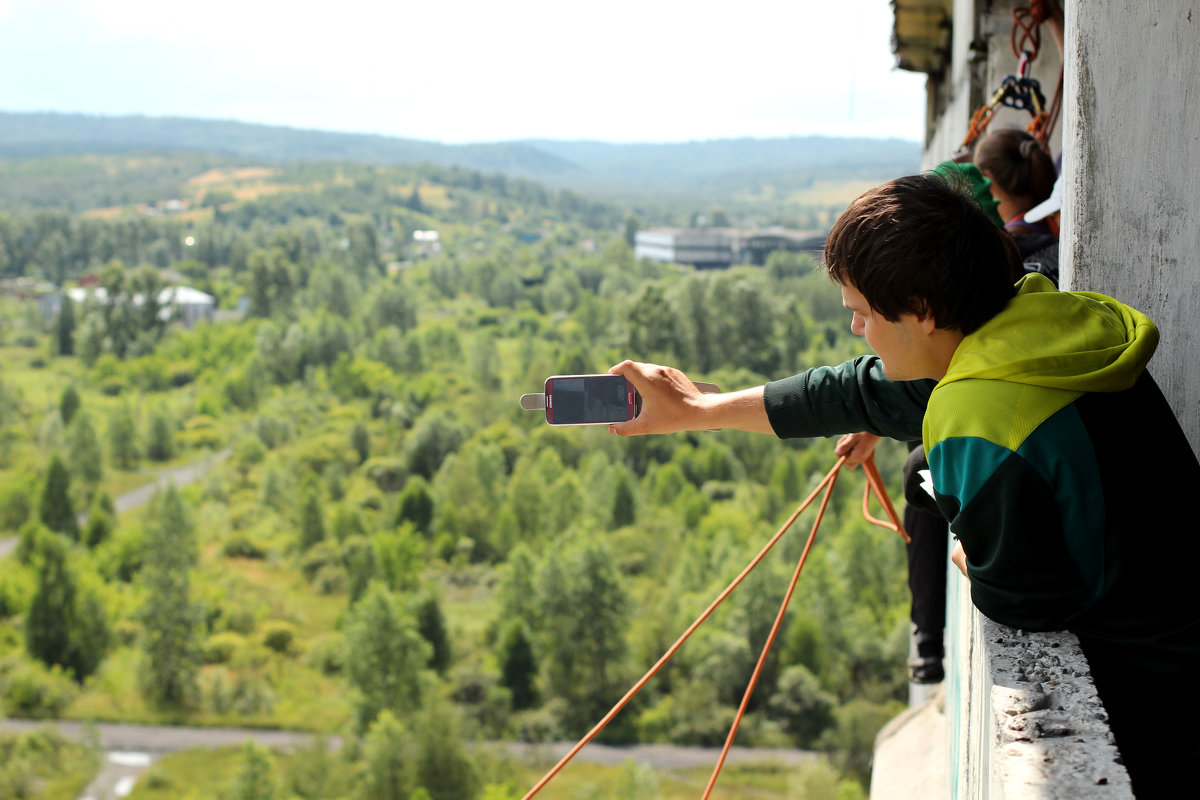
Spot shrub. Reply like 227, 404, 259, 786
112, 620, 141, 647
0, 659, 79, 718
223, 533, 267, 560
231, 674, 275, 716
0, 571, 31, 618
292, 433, 356, 476
0, 471, 35, 532
362, 457, 407, 492
169, 363, 197, 387
311, 564, 347, 595
203, 632, 247, 664
302, 633, 345, 676
99, 378, 125, 397
179, 415, 222, 449
260, 621, 299, 656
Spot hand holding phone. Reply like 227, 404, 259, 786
606, 360, 724, 435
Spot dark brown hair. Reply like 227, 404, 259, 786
974, 128, 1056, 207
823, 172, 1021, 334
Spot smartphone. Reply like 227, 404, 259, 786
544, 374, 641, 425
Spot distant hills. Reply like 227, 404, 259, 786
0, 111, 920, 202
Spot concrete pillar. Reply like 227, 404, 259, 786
1062, 0, 1200, 453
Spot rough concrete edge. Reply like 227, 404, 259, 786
981, 619, 1134, 798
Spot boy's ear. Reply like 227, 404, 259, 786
911, 298, 938, 331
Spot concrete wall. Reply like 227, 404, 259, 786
920, 0, 981, 167
1060, 0, 1200, 453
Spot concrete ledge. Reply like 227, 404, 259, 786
980, 620, 1132, 798
875, 538, 1137, 800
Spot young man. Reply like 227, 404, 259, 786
609, 172, 1200, 797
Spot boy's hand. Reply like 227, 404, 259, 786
607, 360, 707, 436
607, 360, 773, 436
834, 431, 881, 468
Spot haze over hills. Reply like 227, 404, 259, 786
0, 111, 920, 202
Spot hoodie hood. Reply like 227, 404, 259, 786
939, 273, 1158, 394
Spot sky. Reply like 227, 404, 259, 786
0, 0, 926, 145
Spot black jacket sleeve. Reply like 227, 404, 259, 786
762, 356, 932, 441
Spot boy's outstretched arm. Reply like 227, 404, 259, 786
607, 360, 775, 436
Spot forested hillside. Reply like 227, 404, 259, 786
0, 148, 912, 799
0, 111, 919, 216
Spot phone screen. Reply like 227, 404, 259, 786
545, 375, 638, 425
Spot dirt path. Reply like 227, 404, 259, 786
0, 448, 230, 560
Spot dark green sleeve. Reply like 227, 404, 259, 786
762, 356, 931, 441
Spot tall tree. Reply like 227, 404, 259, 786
412, 702, 480, 800
395, 477, 434, 536
537, 538, 630, 729
25, 530, 109, 680
144, 409, 175, 462
226, 741, 279, 800
356, 711, 414, 800
413, 593, 451, 674
55, 296, 75, 356
38, 454, 78, 539
107, 404, 139, 470
66, 413, 103, 488
350, 421, 371, 465
59, 385, 80, 426
139, 486, 202, 706
344, 582, 429, 730
611, 471, 636, 527
298, 482, 326, 550
497, 619, 538, 710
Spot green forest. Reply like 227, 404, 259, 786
0, 146, 914, 799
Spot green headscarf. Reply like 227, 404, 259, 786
933, 160, 1005, 229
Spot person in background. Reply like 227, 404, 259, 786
973, 127, 1057, 237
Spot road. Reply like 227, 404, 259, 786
0, 448, 230, 560
0, 718, 814, 799
0, 719, 340, 800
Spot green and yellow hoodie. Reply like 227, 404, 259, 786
764, 273, 1200, 785
766, 274, 1199, 641
924, 273, 1165, 633
764, 274, 1191, 632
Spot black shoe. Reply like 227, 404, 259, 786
908, 656, 944, 684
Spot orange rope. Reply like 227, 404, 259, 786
862, 456, 909, 542
700, 462, 842, 799
520, 453, 908, 799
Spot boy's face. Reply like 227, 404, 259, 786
841, 282, 931, 381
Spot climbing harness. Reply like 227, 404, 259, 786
521, 454, 908, 799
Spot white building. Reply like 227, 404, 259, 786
634, 229, 734, 269
54, 285, 216, 328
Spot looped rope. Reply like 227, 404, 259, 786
520, 453, 908, 799
1011, 1, 1050, 61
